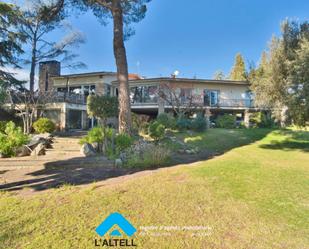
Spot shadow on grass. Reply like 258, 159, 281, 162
0, 129, 272, 193
259, 130, 309, 152
0, 157, 142, 192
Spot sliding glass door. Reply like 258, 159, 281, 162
204, 90, 219, 106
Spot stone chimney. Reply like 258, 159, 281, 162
39, 61, 60, 92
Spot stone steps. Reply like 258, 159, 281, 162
0, 136, 113, 169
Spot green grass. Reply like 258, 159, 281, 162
0, 129, 308, 248
175, 128, 272, 152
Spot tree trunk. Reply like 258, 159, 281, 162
112, 0, 132, 134
29, 34, 37, 94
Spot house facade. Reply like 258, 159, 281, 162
39, 61, 258, 130
38, 61, 139, 130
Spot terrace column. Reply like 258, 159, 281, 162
244, 109, 250, 128
60, 103, 67, 131
81, 110, 88, 130
158, 96, 165, 115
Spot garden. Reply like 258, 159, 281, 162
78, 95, 277, 169
0, 117, 56, 158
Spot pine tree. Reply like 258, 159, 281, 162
53, 0, 151, 134
0, 3, 25, 102
229, 53, 247, 81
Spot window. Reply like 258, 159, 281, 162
180, 88, 193, 103
130, 86, 158, 103
204, 90, 219, 106
69, 86, 82, 94
105, 85, 111, 96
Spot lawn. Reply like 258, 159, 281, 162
0, 129, 308, 248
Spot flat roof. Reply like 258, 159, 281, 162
51, 71, 117, 79
112, 77, 250, 85
51, 72, 142, 80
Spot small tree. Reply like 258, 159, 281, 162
87, 95, 118, 153
158, 82, 203, 117
87, 95, 119, 126
7, 90, 55, 134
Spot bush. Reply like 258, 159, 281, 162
191, 114, 207, 132
250, 112, 274, 128
157, 113, 176, 129
0, 121, 7, 133
126, 144, 171, 168
0, 121, 29, 157
33, 118, 56, 133
79, 126, 114, 145
79, 126, 104, 145
215, 114, 236, 128
115, 133, 133, 153
131, 113, 150, 134
176, 115, 191, 130
148, 121, 165, 141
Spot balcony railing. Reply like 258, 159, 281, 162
51, 92, 87, 105
214, 99, 254, 108
131, 98, 254, 108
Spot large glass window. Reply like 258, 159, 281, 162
204, 90, 219, 106
180, 88, 193, 103
69, 86, 82, 94
130, 85, 158, 103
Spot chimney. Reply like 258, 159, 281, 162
39, 61, 60, 92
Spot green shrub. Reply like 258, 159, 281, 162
157, 113, 176, 129
0, 121, 29, 157
80, 126, 115, 154
191, 114, 207, 132
148, 121, 165, 141
215, 114, 236, 128
115, 133, 133, 153
176, 115, 191, 130
126, 144, 171, 168
0, 121, 7, 133
33, 118, 56, 133
132, 112, 150, 134
79, 126, 103, 145
250, 112, 274, 128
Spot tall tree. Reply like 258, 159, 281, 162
251, 20, 309, 126
288, 38, 309, 126
0, 3, 25, 102
68, 0, 151, 134
19, 0, 85, 93
229, 53, 247, 81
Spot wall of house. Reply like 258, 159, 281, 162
168, 81, 250, 102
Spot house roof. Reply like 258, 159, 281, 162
51, 71, 141, 80
112, 77, 250, 85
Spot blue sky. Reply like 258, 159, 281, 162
13, 0, 309, 80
